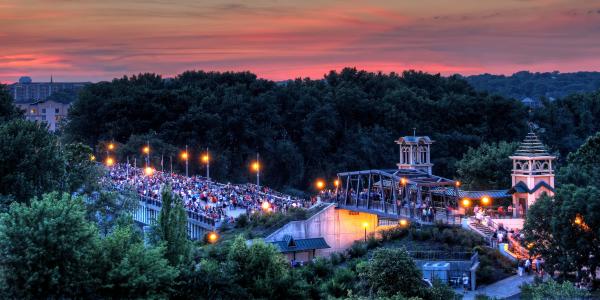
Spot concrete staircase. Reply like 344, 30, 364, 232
468, 219, 495, 239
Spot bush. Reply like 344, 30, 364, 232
379, 226, 409, 242
347, 241, 368, 258
330, 252, 346, 265
235, 214, 249, 228
366, 233, 381, 249
323, 267, 357, 298
520, 279, 591, 300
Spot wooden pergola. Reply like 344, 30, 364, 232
335, 168, 459, 218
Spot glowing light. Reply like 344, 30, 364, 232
144, 166, 154, 176
399, 219, 408, 227
334, 179, 340, 187
108, 143, 115, 150
400, 177, 408, 186
455, 181, 461, 187
527, 242, 534, 249
90, 155, 96, 161
481, 196, 491, 205
208, 232, 218, 243
181, 151, 188, 160
143, 146, 150, 154
362, 222, 369, 228
261, 201, 270, 210
316, 179, 325, 190
461, 198, 471, 207
202, 154, 209, 163
105, 157, 114, 166
252, 161, 260, 172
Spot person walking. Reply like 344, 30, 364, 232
525, 258, 532, 275
462, 272, 470, 292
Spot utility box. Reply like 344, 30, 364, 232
422, 262, 450, 283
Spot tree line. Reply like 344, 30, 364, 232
63, 68, 531, 194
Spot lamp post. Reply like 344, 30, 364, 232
181, 145, 189, 177
202, 147, 210, 180
252, 153, 260, 189
143, 141, 150, 167
363, 222, 368, 242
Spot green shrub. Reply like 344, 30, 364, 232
366, 234, 381, 249
330, 252, 346, 265
379, 226, 409, 242
235, 214, 248, 228
520, 279, 591, 300
323, 267, 357, 298
347, 242, 368, 258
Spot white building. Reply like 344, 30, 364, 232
15, 99, 71, 131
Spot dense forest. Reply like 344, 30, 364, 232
64, 68, 531, 193
466, 71, 600, 101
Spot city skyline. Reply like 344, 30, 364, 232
1, 0, 600, 83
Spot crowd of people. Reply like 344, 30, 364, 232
102, 164, 312, 225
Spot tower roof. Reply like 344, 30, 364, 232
513, 131, 551, 157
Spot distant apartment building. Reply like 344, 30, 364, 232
15, 100, 71, 131
8, 76, 88, 103
8, 76, 89, 131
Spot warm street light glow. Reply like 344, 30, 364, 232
399, 219, 409, 227
527, 242, 534, 249
362, 222, 369, 228
105, 157, 114, 166
144, 166, 154, 176
202, 154, 209, 163
455, 181, 461, 187
181, 151, 188, 160
461, 198, 471, 207
574, 215, 582, 225
261, 201, 270, 211
481, 196, 491, 205
90, 155, 96, 161
108, 143, 115, 150
252, 161, 260, 172
400, 177, 408, 186
208, 232, 218, 243
334, 179, 340, 187
143, 146, 150, 154
316, 179, 325, 190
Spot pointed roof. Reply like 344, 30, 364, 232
513, 131, 551, 157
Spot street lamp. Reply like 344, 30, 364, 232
207, 232, 219, 244
399, 219, 409, 227
461, 198, 471, 207
105, 157, 115, 167
252, 153, 260, 189
400, 177, 408, 186
481, 196, 491, 206
143, 142, 150, 167
316, 179, 325, 191
181, 145, 189, 177
261, 201, 270, 211
202, 148, 210, 180
90, 155, 96, 161
144, 166, 154, 176
108, 143, 115, 150
362, 222, 368, 242
455, 181, 461, 188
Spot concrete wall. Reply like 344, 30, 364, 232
266, 203, 380, 256
492, 218, 524, 231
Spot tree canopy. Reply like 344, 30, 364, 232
455, 141, 519, 190
64, 69, 529, 192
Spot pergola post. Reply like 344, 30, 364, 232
356, 175, 361, 208
392, 177, 398, 215
380, 174, 385, 212
367, 172, 372, 209
344, 174, 350, 206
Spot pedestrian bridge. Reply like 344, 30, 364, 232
132, 195, 218, 240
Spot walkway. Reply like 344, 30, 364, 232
459, 274, 534, 299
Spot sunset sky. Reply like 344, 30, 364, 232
1, 0, 600, 83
